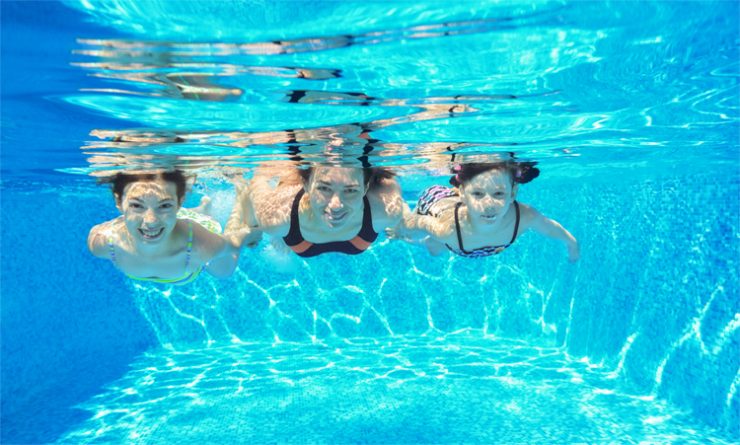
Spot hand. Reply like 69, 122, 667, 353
385, 225, 414, 242
385, 227, 401, 240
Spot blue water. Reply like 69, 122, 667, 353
2, 1, 739, 444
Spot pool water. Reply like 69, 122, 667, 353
1, 1, 738, 444
57, 335, 729, 444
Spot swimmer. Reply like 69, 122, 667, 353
389, 162, 580, 261
233, 164, 404, 257
87, 170, 251, 284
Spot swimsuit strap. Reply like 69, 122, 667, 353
453, 201, 520, 253
356, 195, 378, 240
453, 202, 466, 252
283, 189, 306, 246
108, 235, 117, 264
185, 220, 194, 269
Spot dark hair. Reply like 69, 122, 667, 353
449, 162, 539, 187
100, 170, 188, 204
298, 166, 396, 189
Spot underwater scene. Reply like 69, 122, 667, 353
1, 1, 738, 444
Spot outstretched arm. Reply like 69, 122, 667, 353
247, 166, 299, 234
224, 177, 262, 248
527, 207, 580, 262
202, 234, 240, 278
387, 207, 451, 242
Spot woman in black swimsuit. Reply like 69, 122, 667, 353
232, 162, 404, 257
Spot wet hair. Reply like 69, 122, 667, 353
99, 170, 188, 204
298, 166, 396, 190
449, 162, 539, 188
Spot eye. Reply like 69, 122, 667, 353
159, 203, 174, 210
317, 185, 331, 192
129, 202, 143, 209
494, 192, 505, 198
345, 188, 360, 194
470, 191, 484, 198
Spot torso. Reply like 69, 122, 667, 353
444, 202, 520, 257
282, 189, 378, 257
104, 218, 202, 281
415, 185, 523, 257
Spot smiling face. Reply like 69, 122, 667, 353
305, 167, 368, 229
117, 179, 182, 244
459, 168, 517, 226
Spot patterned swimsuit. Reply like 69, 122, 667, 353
415, 185, 520, 258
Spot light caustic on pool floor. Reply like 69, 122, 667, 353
58, 333, 733, 444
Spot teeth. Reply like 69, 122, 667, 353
140, 228, 164, 238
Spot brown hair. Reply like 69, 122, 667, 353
449, 162, 539, 188
298, 166, 396, 190
99, 170, 188, 204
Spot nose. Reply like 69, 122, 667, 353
481, 195, 503, 212
328, 193, 343, 210
142, 209, 159, 225
480, 195, 496, 207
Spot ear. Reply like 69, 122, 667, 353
511, 184, 519, 199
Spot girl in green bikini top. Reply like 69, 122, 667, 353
88, 170, 255, 285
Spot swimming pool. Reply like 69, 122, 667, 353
2, 1, 738, 443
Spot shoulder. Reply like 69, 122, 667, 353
188, 219, 231, 263
87, 218, 121, 258
515, 202, 543, 230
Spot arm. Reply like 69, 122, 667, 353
368, 176, 405, 230
87, 225, 108, 257
388, 209, 451, 242
247, 167, 299, 236
223, 179, 263, 248
526, 206, 580, 262
193, 224, 241, 278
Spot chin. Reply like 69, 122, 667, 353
324, 219, 346, 230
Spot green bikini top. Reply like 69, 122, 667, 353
108, 221, 202, 285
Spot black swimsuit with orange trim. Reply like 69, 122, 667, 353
283, 189, 378, 257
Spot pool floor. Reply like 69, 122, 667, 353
58, 334, 732, 444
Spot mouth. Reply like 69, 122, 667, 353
481, 214, 498, 222
138, 227, 165, 241
325, 211, 348, 224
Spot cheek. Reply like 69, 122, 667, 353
123, 209, 140, 221
310, 196, 328, 209
462, 198, 481, 212
162, 210, 179, 223
347, 194, 363, 206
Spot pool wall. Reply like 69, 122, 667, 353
2, 169, 738, 443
